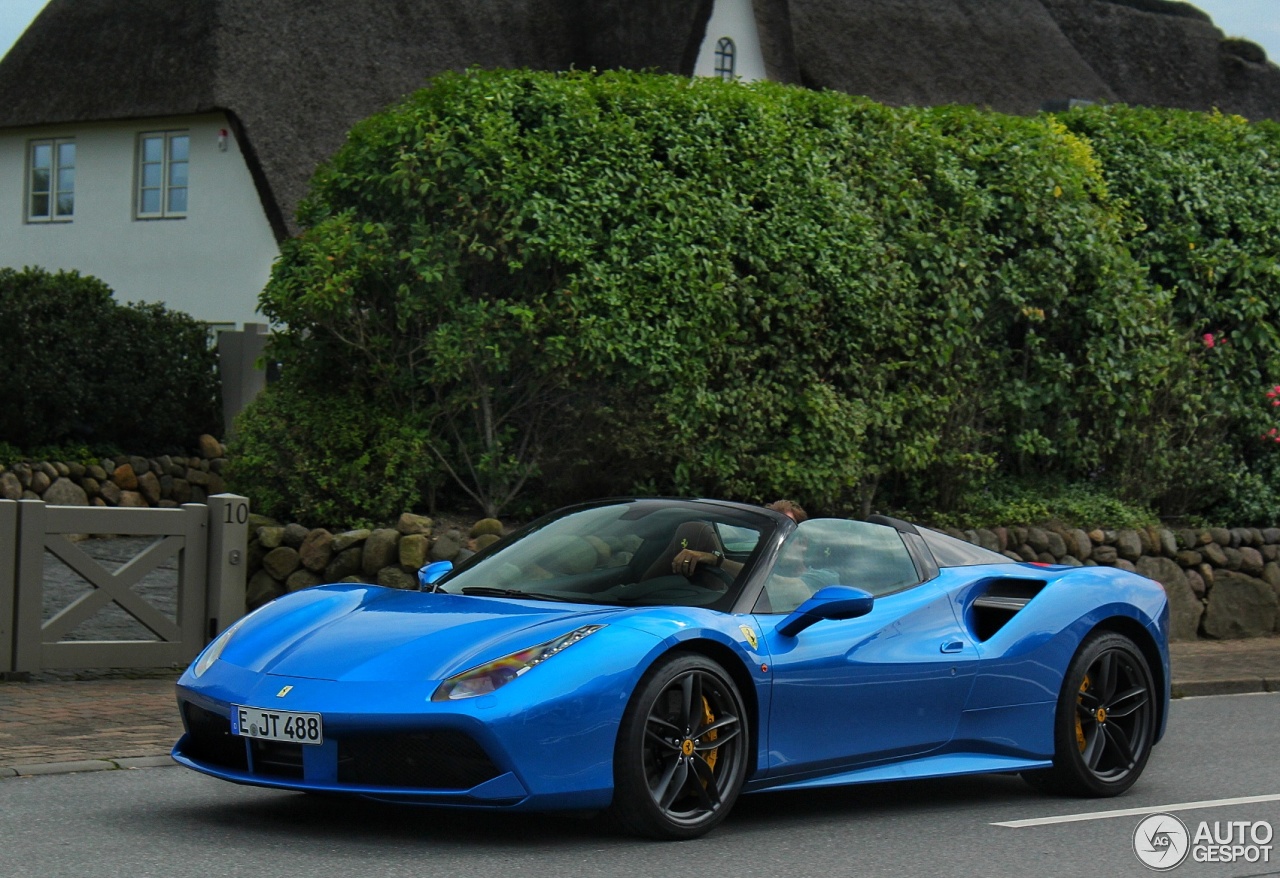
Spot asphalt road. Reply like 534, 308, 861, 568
2, 693, 1277, 878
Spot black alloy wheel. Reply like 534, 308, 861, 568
1024, 631, 1157, 797
609, 653, 749, 839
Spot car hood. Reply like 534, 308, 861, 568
216, 584, 628, 683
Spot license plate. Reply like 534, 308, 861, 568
231, 705, 324, 745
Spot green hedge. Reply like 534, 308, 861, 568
0, 267, 222, 452
247, 69, 1280, 524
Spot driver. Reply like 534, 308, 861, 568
671, 499, 808, 578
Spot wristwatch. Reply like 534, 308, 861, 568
711, 550, 724, 567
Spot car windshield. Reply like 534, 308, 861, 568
436, 500, 774, 610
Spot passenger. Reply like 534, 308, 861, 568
671, 499, 808, 578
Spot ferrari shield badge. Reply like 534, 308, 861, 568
739, 625, 759, 650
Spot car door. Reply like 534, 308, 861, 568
751, 520, 980, 780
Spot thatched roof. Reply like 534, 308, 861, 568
2, 0, 1278, 239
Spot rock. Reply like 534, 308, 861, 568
263, 546, 301, 580
30, 470, 51, 494
137, 471, 162, 505
128, 456, 151, 476
1017, 545, 1038, 563
185, 468, 210, 487
257, 526, 285, 549
170, 478, 192, 504
98, 481, 122, 506
282, 523, 310, 549
469, 518, 505, 538
247, 570, 286, 609
1185, 568, 1207, 599
197, 434, 223, 459
42, 477, 88, 507
286, 569, 324, 592
976, 528, 1000, 553
1174, 550, 1202, 568
333, 529, 371, 552
1202, 543, 1228, 568
377, 566, 418, 590
1158, 529, 1178, 557
1239, 547, 1265, 577
1115, 559, 1137, 573
1222, 547, 1243, 571
1263, 528, 1280, 545
1209, 527, 1233, 547
247, 512, 281, 532
1137, 556, 1203, 641
396, 513, 434, 535
0, 471, 21, 500
80, 477, 100, 498
399, 533, 430, 570
1264, 562, 1280, 590
1087, 528, 1105, 545
1092, 545, 1118, 564
1203, 570, 1279, 639
1026, 527, 1050, 554
1045, 531, 1067, 559
299, 529, 335, 572
1115, 529, 1142, 562
362, 529, 401, 576
86, 464, 107, 482
1059, 555, 1083, 567
325, 546, 363, 581
432, 532, 463, 562
111, 464, 138, 491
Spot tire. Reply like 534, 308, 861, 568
608, 653, 749, 839
1023, 631, 1156, 797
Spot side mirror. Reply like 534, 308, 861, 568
418, 560, 453, 590
776, 586, 874, 637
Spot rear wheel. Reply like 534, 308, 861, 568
1024, 631, 1156, 797
608, 653, 748, 839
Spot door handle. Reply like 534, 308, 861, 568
940, 640, 965, 654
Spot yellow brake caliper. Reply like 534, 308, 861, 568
701, 696, 719, 775
1076, 673, 1090, 751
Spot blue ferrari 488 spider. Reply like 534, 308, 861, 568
173, 498, 1170, 838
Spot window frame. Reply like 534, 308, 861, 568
714, 37, 736, 81
26, 137, 76, 223
135, 130, 190, 220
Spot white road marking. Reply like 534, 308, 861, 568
993, 793, 1280, 828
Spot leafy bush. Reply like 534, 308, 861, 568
226, 378, 440, 528
256, 69, 1280, 524
0, 267, 221, 452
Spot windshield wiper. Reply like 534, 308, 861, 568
458, 586, 581, 603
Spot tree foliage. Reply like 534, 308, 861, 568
249, 69, 1280, 524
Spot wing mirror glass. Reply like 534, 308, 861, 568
417, 560, 453, 590
777, 585, 874, 637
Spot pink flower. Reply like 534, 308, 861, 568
1203, 333, 1216, 348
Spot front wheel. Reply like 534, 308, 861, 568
1024, 631, 1156, 797
608, 653, 749, 839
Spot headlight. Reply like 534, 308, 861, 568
191, 614, 251, 678
431, 624, 605, 701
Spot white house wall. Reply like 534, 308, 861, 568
0, 113, 276, 328
694, 0, 768, 82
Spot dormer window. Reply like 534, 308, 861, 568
715, 37, 736, 81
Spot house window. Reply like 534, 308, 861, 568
714, 37, 736, 80
27, 138, 75, 222
136, 131, 189, 218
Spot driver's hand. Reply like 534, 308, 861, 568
672, 549, 712, 576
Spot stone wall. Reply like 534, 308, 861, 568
0, 434, 227, 508
946, 523, 1280, 640
4, 442, 1277, 642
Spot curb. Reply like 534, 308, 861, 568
1, 755, 175, 779
1172, 678, 1276, 698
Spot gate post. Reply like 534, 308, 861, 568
0, 500, 16, 673
206, 494, 249, 639
12, 498, 46, 672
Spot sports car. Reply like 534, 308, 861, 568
173, 498, 1170, 839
